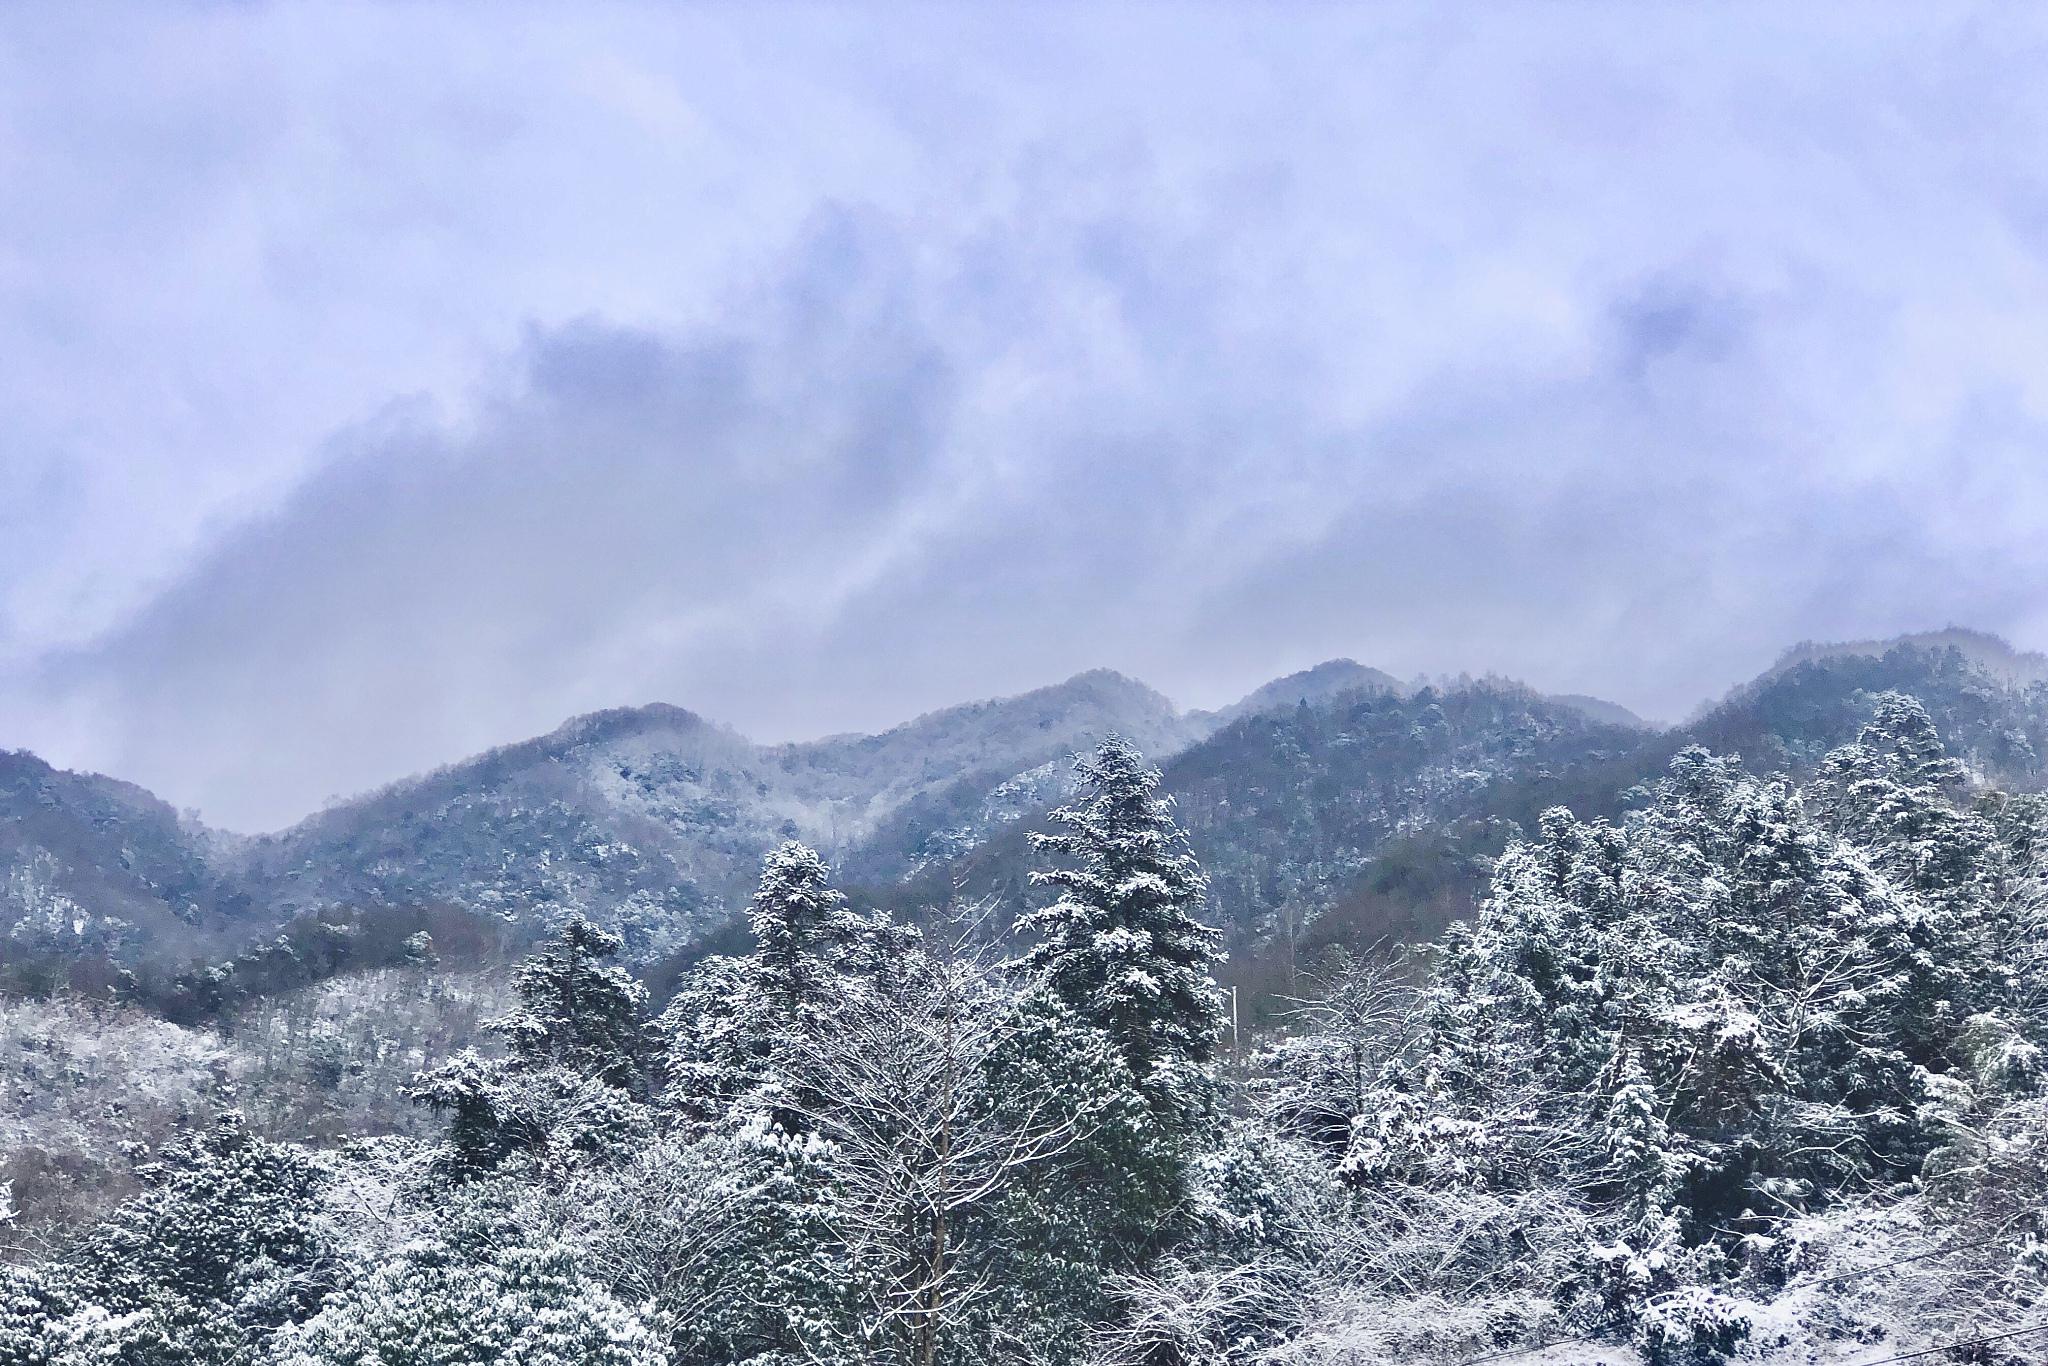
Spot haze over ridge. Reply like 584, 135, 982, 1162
7, 5, 2048, 827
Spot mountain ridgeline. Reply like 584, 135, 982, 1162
9, 631, 2048, 1003
9, 671, 2047, 1365
3, 669, 1190, 973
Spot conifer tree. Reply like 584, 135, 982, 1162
1025, 737, 1224, 1111
661, 841, 900, 1128
40, 1112, 335, 1365
1596, 1050, 1679, 1248
487, 914, 654, 1089
277, 1241, 666, 1366
412, 916, 657, 1173
1814, 691, 1991, 901
748, 841, 880, 1033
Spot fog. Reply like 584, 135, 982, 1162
6, 4, 2048, 828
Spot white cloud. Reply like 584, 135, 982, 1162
5, 3, 2048, 827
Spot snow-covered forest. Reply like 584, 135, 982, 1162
6, 696, 2046, 1365
14, 2, 2048, 1359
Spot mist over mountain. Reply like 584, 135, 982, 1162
1758, 626, 2048, 693
3, 665, 1206, 971
0, 751, 250, 961
12, 7, 2048, 1361
1188, 659, 1404, 726
11, 624, 2048, 1366
1545, 692, 1650, 729
11, 629, 2048, 992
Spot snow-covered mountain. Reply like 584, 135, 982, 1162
879, 632, 2048, 975
227, 669, 1200, 956
1760, 625, 2048, 689
13, 632, 2048, 979
0, 751, 249, 967
5, 668, 1208, 965
1188, 659, 1403, 726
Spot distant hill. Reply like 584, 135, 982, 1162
1546, 692, 1649, 729
0, 750, 249, 967
874, 677, 1660, 968
4, 668, 1213, 968
1190, 659, 1403, 726
869, 633, 2048, 1009
1762, 626, 2048, 688
1689, 632, 2048, 780
11, 632, 2048, 996
231, 668, 1200, 957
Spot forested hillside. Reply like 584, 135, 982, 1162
2, 669, 1199, 976
6, 695, 2045, 1364
877, 637, 2048, 1009
11, 1, 2039, 1359
0, 750, 249, 964
13, 634, 2048, 1010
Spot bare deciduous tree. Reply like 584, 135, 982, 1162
788, 919, 1091, 1366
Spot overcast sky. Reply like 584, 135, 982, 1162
6, 4, 2048, 830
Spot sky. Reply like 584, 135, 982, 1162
7, 4, 2048, 830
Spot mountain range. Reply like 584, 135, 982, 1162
8, 628, 2048, 996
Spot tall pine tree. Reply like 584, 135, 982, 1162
1025, 737, 1224, 1118
487, 914, 654, 1090
412, 916, 656, 1174
662, 841, 902, 1129
748, 841, 881, 1033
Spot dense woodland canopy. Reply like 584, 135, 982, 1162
10, 2, 2048, 1357
6, 690, 2048, 1364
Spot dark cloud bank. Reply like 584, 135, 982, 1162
7, 6, 2048, 829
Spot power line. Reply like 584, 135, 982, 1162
1787, 1233, 2014, 1292
1844, 1321, 2048, 1366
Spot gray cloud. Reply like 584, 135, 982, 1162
7, 4, 2048, 828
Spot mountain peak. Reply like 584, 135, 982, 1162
539, 702, 715, 750
792, 668, 1190, 773
1767, 627, 2048, 687
1546, 692, 1651, 730
1045, 667, 1179, 709
1206, 658, 1402, 725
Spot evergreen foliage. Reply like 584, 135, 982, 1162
409, 915, 657, 1174
1025, 737, 1224, 1110
277, 1240, 666, 1366
9, 699, 2048, 1364
485, 913, 656, 1087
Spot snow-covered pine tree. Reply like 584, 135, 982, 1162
34, 1112, 335, 1366
276, 1240, 666, 1366
486, 913, 655, 1090
1813, 691, 1992, 903
661, 840, 904, 1129
658, 951, 757, 1127
411, 916, 657, 1174
992, 738, 1231, 1335
0, 1262, 77, 1366
961, 993, 1161, 1362
747, 841, 885, 1033
1588, 1047, 1692, 1329
1025, 736, 1224, 1117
